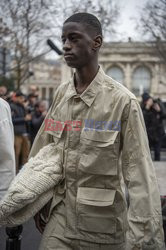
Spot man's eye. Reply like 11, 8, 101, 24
71, 36, 78, 42
62, 39, 66, 44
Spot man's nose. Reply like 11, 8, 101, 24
63, 39, 72, 51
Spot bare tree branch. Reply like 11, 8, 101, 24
137, 0, 166, 65
0, 0, 120, 88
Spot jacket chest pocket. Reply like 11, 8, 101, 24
76, 187, 117, 234
79, 129, 119, 175
45, 118, 65, 148
44, 117, 65, 144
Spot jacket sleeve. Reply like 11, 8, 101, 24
121, 98, 165, 250
29, 85, 64, 158
28, 85, 66, 220
29, 109, 53, 158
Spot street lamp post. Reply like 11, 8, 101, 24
6, 225, 23, 250
2, 47, 6, 76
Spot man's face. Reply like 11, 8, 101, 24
62, 22, 96, 68
16, 96, 25, 104
30, 96, 37, 105
39, 103, 46, 113
146, 98, 153, 107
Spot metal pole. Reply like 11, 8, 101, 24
6, 225, 23, 250
2, 47, 6, 76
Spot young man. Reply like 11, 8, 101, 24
30, 13, 165, 250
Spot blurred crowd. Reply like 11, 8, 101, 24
0, 85, 48, 173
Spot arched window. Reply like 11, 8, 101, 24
106, 66, 124, 84
132, 66, 151, 96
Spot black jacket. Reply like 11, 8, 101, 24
10, 102, 28, 135
30, 111, 45, 143
142, 105, 165, 144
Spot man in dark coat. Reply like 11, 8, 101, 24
30, 101, 47, 145
141, 92, 166, 161
10, 91, 31, 172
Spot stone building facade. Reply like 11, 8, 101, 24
23, 58, 61, 104
100, 41, 166, 100
62, 41, 166, 100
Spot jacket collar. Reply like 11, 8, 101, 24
65, 66, 105, 107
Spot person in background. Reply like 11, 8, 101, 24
27, 93, 38, 114
29, 85, 39, 97
0, 86, 8, 100
30, 100, 47, 145
10, 91, 31, 173
141, 92, 166, 161
0, 97, 22, 250
0, 97, 15, 200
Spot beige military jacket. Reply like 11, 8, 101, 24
30, 67, 165, 249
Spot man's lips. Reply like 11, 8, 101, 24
64, 54, 75, 59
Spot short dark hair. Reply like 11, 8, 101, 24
64, 12, 102, 37
15, 90, 25, 97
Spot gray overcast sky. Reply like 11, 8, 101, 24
116, 0, 148, 40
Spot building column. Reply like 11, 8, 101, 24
151, 63, 159, 95
38, 86, 42, 99
46, 87, 49, 102
125, 63, 132, 91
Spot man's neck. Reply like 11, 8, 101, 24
74, 63, 99, 94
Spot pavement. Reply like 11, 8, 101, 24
154, 161, 166, 196
0, 150, 165, 250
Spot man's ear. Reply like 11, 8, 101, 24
92, 35, 102, 51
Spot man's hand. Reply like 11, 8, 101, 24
34, 212, 46, 234
145, 98, 153, 110
42, 110, 47, 117
153, 103, 161, 112
24, 114, 32, 121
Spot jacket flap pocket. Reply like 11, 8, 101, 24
77, 187, 116, 206
44, 119, 65, 138
81, 129, 119, 144
78, 215, 116, 234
